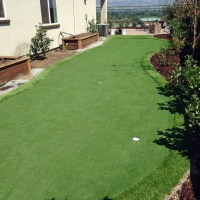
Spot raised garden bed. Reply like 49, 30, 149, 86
61, 32, 99, 50
0, 56, 31, 86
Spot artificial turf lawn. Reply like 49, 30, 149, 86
0, 36, 186, 199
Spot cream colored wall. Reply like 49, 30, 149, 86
0, 0, 96, 56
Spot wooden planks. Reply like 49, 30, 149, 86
62, 33, 99, 50
0, 57, 31, 86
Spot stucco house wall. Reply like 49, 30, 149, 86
0, 0, 96, 56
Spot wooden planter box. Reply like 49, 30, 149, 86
61, 32, 99, 50
0, 56, 31, 86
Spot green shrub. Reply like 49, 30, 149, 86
87, 18, 97, 33
108, 20, 113, 28
118, 21, 124, 29
124, 20, 130, 28
169, 55, 200, 129
132, 21, 137, 27
156, 43, 174, 66
28, 23, 53, 60
172, 36, 185, 52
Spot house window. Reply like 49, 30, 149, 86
0, 0, 5, 18
40, 0, 58, 24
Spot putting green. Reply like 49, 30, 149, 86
0, 36, 173, 200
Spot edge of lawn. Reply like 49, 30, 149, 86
113, 49, 190, 200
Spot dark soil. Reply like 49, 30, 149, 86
150, 52, 180, 80
152, 34, 199, 200
154, 34, 172, 40
151, 34, 180, 81
30, 48, 77, 69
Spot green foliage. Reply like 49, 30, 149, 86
97, 8, 165, 22
172, 36, 185, 52
169, 55, 200, 128
28, 23, 53, 60
165, 0, 200, 57
162, 3, 176, 22
124, 19, 130, 28
132, 21, 137, 27
108, 20, 113, 28
170, 18, 188, 52
157, 49, 169, 66
87, 18, 97, 33
156, 43, 174, 66
118, 20, 124, 28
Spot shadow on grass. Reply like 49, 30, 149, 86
157, 84, 185, 114
154, 127, 193, 159
101, 196, 113, 200
155, 84, 194, 158
47, 195, 113, 200
154, 84, 200, 199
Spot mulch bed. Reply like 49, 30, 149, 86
30, 49, 77, 69
152, 34, 200, 200
150, 52, 180, 80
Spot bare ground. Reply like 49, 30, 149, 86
30, 49, 77, 69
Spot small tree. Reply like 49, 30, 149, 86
108, 20, 113, 29
87, 18, 97, 33
184, 0, 200, 58
132, 21, 137, 28
28, 23, 53, 60
170, 55, 200, 132
165, 0, 200, 58
118, 20, 124, 29
124, 20, 130, 28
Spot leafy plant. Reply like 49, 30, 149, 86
166, 0, 200, 58
124, 20, 130, 28
157, 50, 169, 66
118, 21, 124, 29
170, 18, 188, 52
87, 18, 97, 33
169, 55, 200, 129
108, 20, 113, 28
172, 36, 185, 52
28, 23, 53, 60
157, 44, 172, 66
132, 21, 137, 28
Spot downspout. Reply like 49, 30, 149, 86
73, 0, 77, 37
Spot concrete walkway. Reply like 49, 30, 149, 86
116, 28, 167, 35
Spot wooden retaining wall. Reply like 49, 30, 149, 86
0, 57, 31, 86
62, 32, 99, 50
